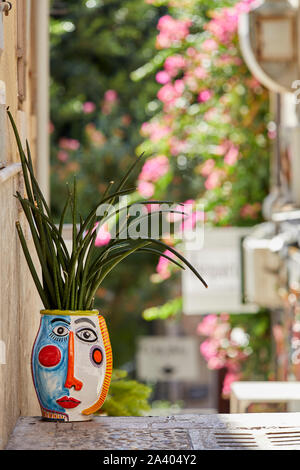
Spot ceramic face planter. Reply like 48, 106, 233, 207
31, 310, 112, 422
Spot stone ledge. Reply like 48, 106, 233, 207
5, 413, 300, 450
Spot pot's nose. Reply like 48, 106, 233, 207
64, 331, 83, 391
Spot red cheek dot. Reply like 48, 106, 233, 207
92, 348, 103, 365
38, 345, 61, 367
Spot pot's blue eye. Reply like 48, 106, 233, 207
52, 325, 69, 337
76, 328, 98, 343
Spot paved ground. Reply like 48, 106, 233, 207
6, 413, 300, 450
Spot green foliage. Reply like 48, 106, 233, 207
143, 297, 182, 320
229, 310, 273, 381
135, 0, 270, 227
50, 0, 169, 365
137, 0, 273, 388
49, 0, 273, 387
50, 0, 163, 221
99, 369, 152, 416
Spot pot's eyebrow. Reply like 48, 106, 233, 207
74, 318, 96, 328
51, 317, 70, 325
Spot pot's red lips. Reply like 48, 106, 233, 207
56, 396, 81, 409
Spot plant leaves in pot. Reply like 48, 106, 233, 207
7, 109, 207, 422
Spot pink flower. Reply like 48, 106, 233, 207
169, 136, 189, 156
157, 83, 177, 103
137, 181, 155, 198
222, 371, 241, 397
214, 205, 229, 222
207, 356, 226, 370
157, 80, 184, 107
200, 159, 215, 177
140, 121, 171, 142
202, 38, 218, 52
82, 101, 96, 114
156, 15, 191, 49
198, 89, 213, 103
217, 55, 243, 66
156, 71, 171, 84
59, 137, 80, 151
247, 76, 261, 89
183, 72, 199, 92
180, 210, 204, 232
85, 123, 106, 147
94, 222, 111, 247
187, 47, 197, 57
156, 249, 176, 279
204, 169, 224, 190
200, 339, 219, 361
102, 90, 119, 115
104, 89, 118, 102
224, 144, 239, 165
203, 108, 218, 122
206, 1, 254, 44
164, 55, 186, 77
138, 155, 169, 183
197, 314, 218, 336
167, 200, 193, 224
194, 66, 208, 80
57, 150, 69, 162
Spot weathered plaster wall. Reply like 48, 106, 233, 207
0, 1, 44, 449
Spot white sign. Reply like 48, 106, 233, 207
182, 227, 258, 315
136, 336, 200, 382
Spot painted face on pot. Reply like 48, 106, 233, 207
32, 313, 112, 421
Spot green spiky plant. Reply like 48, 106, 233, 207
8, 109, 207, 310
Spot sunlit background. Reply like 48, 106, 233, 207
48, 0, 288, 416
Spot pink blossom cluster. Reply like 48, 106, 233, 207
140, 121, 171, 142
197, 89, 213, 103
198, 314, 251, 397
197, 140, 239, 189
139, 155, 169, 183
93, 221, 111, 247
101, 89, 118, 115
156, 15, 192, 49
169, 136, 189, 156
82, 101, 96, 114
57, 137, 81, 162
85, 123, 106, 148
157, 79, 185, 111
137, 155, 169, 198
59, 137, 80, 151
205, 0, 254, 44
155, 200, 204, 280
156, 54, 187, 85
204, 168, 226, 190
156, 249, 176, 280
167, 199, 204, 230
210, 140, 240, 166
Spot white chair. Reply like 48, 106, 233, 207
230, 381, 300, 413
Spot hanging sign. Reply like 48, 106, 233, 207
182, 227, 257, 315
136, 336, 200, 382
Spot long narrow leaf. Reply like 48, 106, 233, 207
139, 238, 208, 288
16, 222, 50, 308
